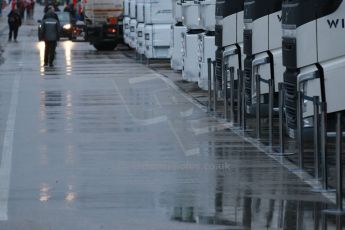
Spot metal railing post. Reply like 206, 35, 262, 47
237, 70, 242, 125
320, 102, 328, 190
230, 67, 235, 123
323, 112, 345, 230
241, 70, 246, 130
335, 112, 344, 212
268, 79, 274, 146
213, 61, 217, 114
297, 91, 304, 169
278, 83, 285, 153
256, 74, 261, 139
207, 58, 212, 112
313, 96, 320, 179
224, 64, 229, 121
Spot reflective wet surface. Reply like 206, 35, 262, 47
0, 7, 342, 230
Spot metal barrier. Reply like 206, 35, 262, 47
207, 58, 212, 112
213, 61, 217, 114
323, 111, 345, 230
278, 83, 285, 153
229, 67, 235, 123
236, 70, 242, 125
313, 96, 320, 180
223, 64, 229, 121
207, 48, 345, 230
268, 79, 274, 146
296, 87, 331, 191
255, 74, 261, 139
295, 84, 345, 229
223, 65, 236, 123
223, 64, 244, 126
297, 91, 305, 169
207, 58, 217, 114
241, 70, 246, 130
254, 74, 275, 142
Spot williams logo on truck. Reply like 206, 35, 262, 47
277, 15, 282, 22
327, 19, 345, 28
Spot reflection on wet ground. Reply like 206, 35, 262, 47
0, 11, 343, 230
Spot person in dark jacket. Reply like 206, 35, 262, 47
7, 9, 22, 42
43, 5, 59, 20
44, 3, 59, 14
41, 7, 60, 67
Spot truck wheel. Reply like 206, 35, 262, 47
93, 42, 117, 51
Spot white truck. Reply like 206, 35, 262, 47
170, 0, 186, 70
143, 0, 173, 59
123, 0, 131, 45
84, 0, 124, 50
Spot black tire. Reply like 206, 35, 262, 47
93, 42, 117, 51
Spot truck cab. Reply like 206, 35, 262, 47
143, 0, 173, 59
84, 0, 124, 51
214, 0, 244, 94
197, 0, 216, 90
123, 0, 131, 45
181, 0, 204, 82
282, 0, 345, 137
243, 0, 282, 114
170, 0, 187, 71
128, 0, 137, 48
136, 0, 145, 54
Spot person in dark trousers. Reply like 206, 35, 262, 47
7, 9, 22, 42
41, 6, 60, 67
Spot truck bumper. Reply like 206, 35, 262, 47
85, 24, 122, 44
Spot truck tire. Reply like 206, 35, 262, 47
93, 42, 117, 51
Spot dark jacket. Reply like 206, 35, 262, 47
43, 10, 59, 21
44, 4, 60, 14
41, 12, 60, 41
8, 10, 22, 28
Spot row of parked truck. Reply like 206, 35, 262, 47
122, 0, 173, 59
123, 0, 345, 182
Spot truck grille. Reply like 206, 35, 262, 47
243, 29, 252, 56
215, 25, 223, 47
244, 57, 253, 106
284, 70, 298, 130
215, 49, 223, 90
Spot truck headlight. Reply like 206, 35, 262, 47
63, 24, 71, 30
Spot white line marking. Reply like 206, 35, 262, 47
159, 76, 206, 111
137, 116, 168, 126
171, 96, 178, 104
185, 148, 200, 157
112, 79, 167, 126
180, 108, 194, 118
128, 74, 160, 84
192, 123, 229, 136
166, 120, 200, 157
0, 74, 21, 221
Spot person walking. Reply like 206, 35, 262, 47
17, 0, 25, 19
41, 6, 60, 67
7, 8, 21, 42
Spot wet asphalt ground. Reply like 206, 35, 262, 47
0, 5, 342, 230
